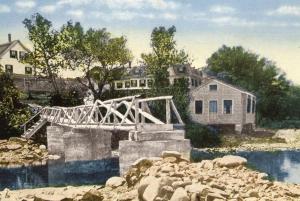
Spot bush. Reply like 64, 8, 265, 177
185, 123, 221, 148
0, 71, 31, 138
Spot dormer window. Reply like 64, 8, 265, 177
209, 84, 217, 91
10, 50, 18, 59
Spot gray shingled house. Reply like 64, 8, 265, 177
189, 78, 256, 133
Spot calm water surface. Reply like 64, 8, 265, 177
0, 158, 119, 190
1, 151, 300, 190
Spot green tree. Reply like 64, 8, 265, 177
141, 26, 190, 122
142, 26, 189, 88
60, 22, 132, 100
22, 13, 64, 95
0, 69, 31, 138
206, 45, 290, 121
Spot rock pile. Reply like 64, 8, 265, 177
1, 151, 300, 201
0, 137, 48, 168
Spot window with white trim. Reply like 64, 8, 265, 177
223, 100, 233, 114
209, 100, 218, 113
10, 50, 17, 59
25, 66, 32, 75
209, 84, 217, 91
247, 95, 251, 113
5, 65, 13, 74
195, 100, 203, 114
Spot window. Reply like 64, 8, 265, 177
10, 50, 17, 59
178, 66, 186, 72
139, 79, 146, 87
147, 79, 153, 87
247, 96, 251, 113
191, 79, 194, 86
195, 80, 198, 87
19, 51, 26, 59
209, 100, 218, 113
252, 99, 256, 113
25, 67, 32, 75
116, 82, 123, 89
5, 65, 13, 74
131, 80, 137, 87
223, 100, 233, 114
195, 100, 203, 114
209, 84, 217, 91
125, 81, 130, 88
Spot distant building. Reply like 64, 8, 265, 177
189, 78, 256, 133
0, 34, 33, 75
114, 64, 202, 90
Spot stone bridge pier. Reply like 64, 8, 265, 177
47, 126, 112, 161
46, 124, 191, 174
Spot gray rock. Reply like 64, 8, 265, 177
170, 187, 189, 201
161, 151, 182, 159
106, 177, 126, 188
214, 155, 247, 168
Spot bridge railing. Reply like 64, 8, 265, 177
38, 95, 184, 131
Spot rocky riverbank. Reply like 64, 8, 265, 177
0, 137, 50, 168
206, 129, 300, 153
1, 151, 300, 201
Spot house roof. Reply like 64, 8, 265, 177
192, 76, 255, 97
0, 40, 31, 58
120, 64, 202, 80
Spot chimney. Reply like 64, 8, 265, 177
128, 61, 132, 68
8, 33, 11, 42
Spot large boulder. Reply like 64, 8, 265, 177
106, 177, 126, 188
170, 187, 189, 201
214, 155, 247, 168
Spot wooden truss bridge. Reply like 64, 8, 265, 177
21, 95, 184, 139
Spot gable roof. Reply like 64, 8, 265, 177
192, 77, 255, 97
0, 40, 31, 58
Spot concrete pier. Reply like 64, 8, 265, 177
63, 128, 112, 162
46, 126, 112, 161
47, 126, 64, 156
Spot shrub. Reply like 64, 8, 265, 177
0, 71, 31, 138
185, 123, 221, 148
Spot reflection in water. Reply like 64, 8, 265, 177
192, 150, 300, 184
0, 158, 119, 190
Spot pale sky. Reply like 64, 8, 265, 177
0, 0, 299, 84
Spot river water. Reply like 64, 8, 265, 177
1, 150, 300, 190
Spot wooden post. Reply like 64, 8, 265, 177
166, 99, 171, 124
141, 102, 146, 123
135, 99, 139, 130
